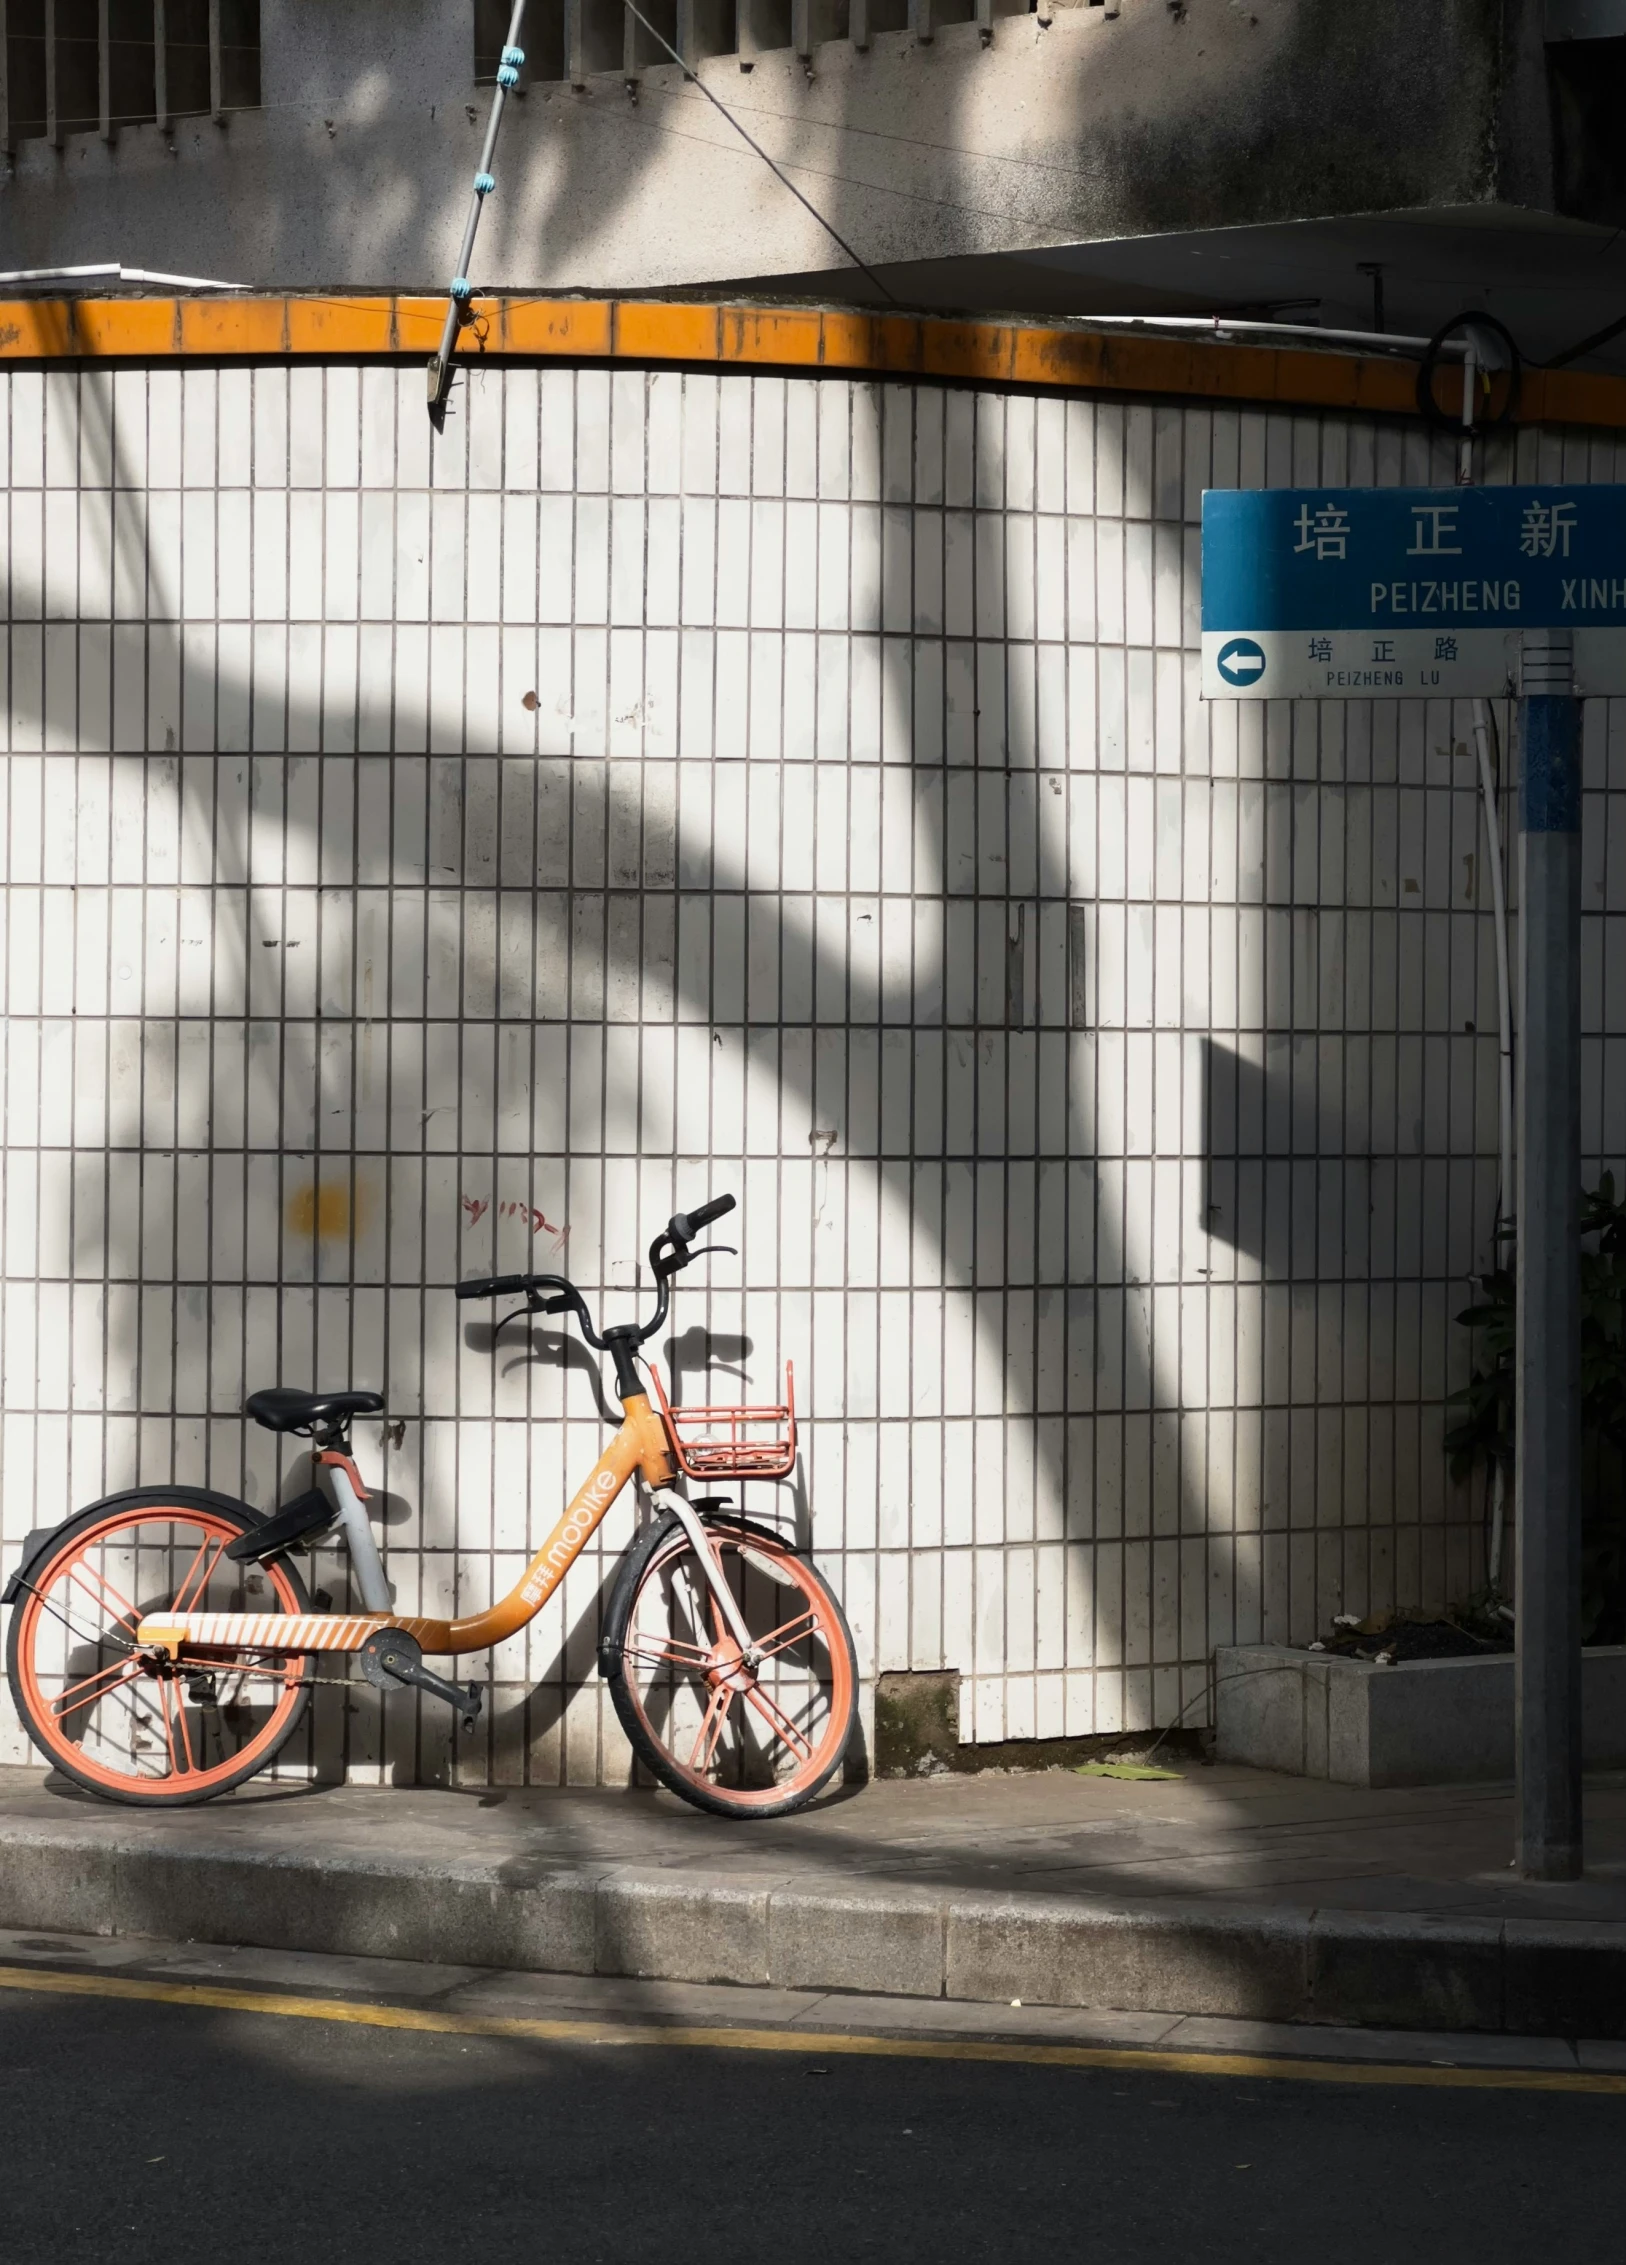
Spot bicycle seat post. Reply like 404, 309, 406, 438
311, 1416, 392, 1615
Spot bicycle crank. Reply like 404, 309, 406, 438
358, 1629, 483, 1729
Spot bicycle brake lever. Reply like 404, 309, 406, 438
538, 1291, 573, 1314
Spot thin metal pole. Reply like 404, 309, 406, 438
1458, 335, 1478, 485
1515, 627, 1584, 1881
0, 0, 13, 158
428, 0, 528, 422
1472, 701, 1516, 1238
44, 0, 59, 147
1472, 697, 1516, 1591
154, 0, 169, 133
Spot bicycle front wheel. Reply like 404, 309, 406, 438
6, 1492, 313, 1805
602, 1511, 857, 1818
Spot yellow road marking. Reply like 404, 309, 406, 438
0, 1962, 1621, 2094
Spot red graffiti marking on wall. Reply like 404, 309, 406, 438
462, 1195, 569, 1248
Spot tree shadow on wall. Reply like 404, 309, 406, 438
1, 354, 1492, 1792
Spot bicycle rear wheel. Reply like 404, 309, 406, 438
6, 1492, 313, 1805
602, 1509, 857, 1818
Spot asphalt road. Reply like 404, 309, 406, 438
0, 1983, 1619, 2265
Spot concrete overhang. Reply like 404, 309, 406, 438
749, 205, 1626, 374
1547, 0, 1626, 35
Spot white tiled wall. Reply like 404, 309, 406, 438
4, 360, 1624, 1784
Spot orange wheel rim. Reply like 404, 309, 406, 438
13, 1507, 308, 1797
619, 1528, 852, 1809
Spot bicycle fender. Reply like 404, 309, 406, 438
1, 1486, 268, 1606
595, 1506, 802, 1680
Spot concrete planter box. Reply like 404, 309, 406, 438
1215, 1643, 1626, 1787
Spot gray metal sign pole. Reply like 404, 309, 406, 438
1515, 629, 1584, 1881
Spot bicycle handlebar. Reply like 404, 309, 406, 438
454, 1195, 736, 1353
671, 1194, 736, 1241
455, 1273, 544, 1301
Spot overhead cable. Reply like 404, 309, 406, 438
616, 0, 897, 305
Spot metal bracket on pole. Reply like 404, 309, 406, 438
428, 0, 528, 427
1515, 625, 1584, 1881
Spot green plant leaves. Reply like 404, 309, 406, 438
1448, 1180, 1626, 1641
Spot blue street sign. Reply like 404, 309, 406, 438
1201, 486, 1626, 698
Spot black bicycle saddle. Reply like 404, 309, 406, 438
245, 1388, 386, 1434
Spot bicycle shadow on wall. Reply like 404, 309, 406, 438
463, 1310, 628, 1427
0, 352, 1497, 1803
661, 1325, 753, 1402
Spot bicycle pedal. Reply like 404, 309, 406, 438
359, 1629, 484, 1727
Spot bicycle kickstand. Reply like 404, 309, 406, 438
359, 1630, 484, 1729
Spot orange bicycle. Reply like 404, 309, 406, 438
4, 1196, 858, 1820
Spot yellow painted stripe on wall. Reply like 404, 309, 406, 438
2, 293, 1623, 430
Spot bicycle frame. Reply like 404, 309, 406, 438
134, 1391, 680, 1662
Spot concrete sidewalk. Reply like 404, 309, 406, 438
3, 1761, 1624, 2038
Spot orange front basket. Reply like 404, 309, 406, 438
648, 1361, 798, 1480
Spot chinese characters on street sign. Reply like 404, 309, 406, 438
1201, 486, 1626, 699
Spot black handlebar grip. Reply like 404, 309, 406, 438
455, 1273, 534, 1300
677, 1194, 736, 1238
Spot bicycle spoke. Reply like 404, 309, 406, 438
742, 1676, 814, 1762
20, 1580, 133, 1659
172, 1535, 226, 1614
48, 1656, 146, 1717
751, 1607, 819, 1664
66, 1558, 140, 1636
689, 1681, 735, 1772
174, 1684, 198, 1773
158, 1681, 192, 1776
620, 1637, 713, 1676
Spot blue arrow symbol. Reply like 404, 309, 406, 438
1217, 637, 1267, 687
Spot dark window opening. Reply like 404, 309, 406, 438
5, 1, 49, 143
625, 0, 676, 70
739, 0, 793, 57
1, 0, 260, 145
574, 0, 623, 78
220, 0, 261, 110
1550, 38, 1626, 226
55, 0, 102, 137
164, 0, 214, 119
475, 0, 553, 85
110, 0, 159, 132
